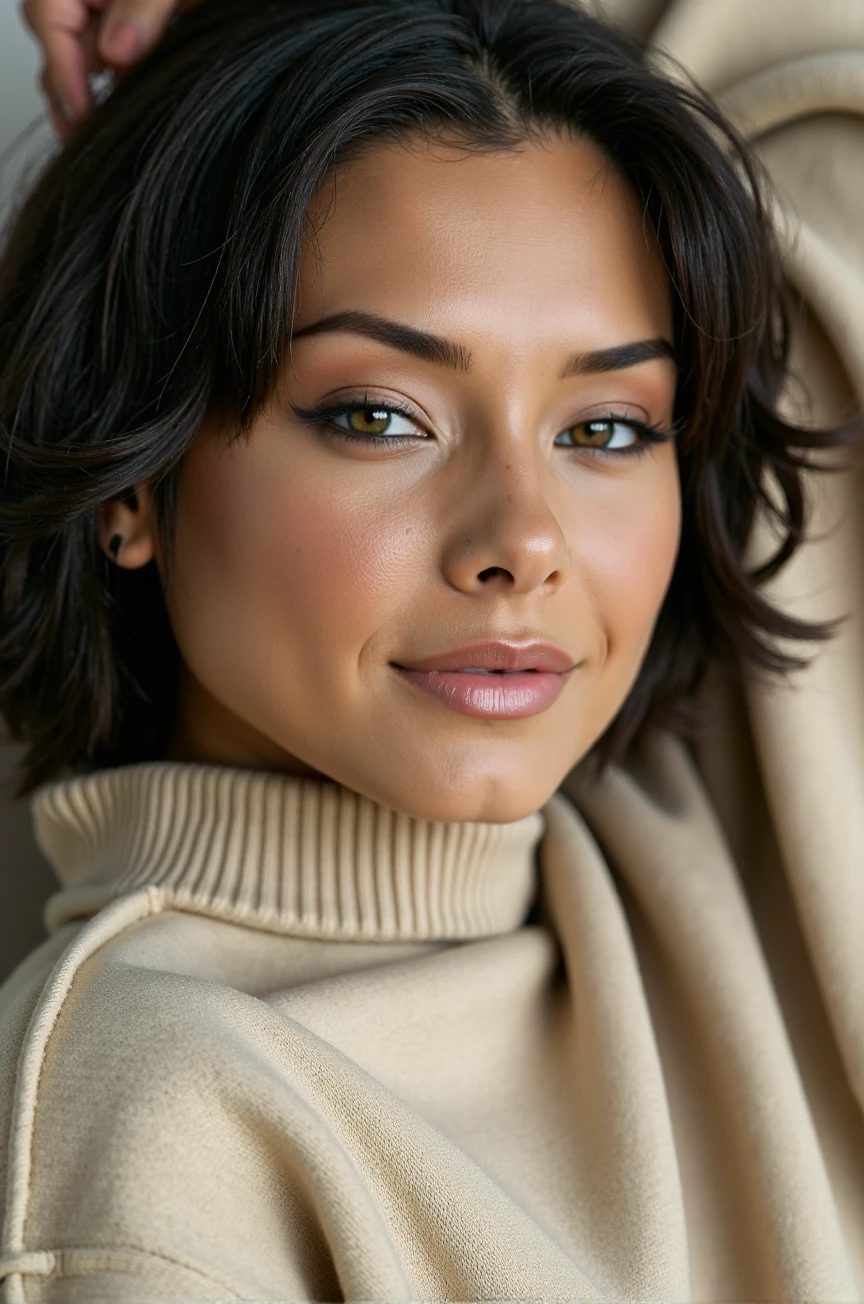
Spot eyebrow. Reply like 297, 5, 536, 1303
290, 310, 676, 378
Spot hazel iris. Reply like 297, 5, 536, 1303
348, 407, 392, 435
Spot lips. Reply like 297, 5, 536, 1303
392, 641, 576, 720
394, 640, 575, 675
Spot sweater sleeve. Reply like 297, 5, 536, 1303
0, 921, 355, 1304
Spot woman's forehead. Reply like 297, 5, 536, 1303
295, 132, 673, 353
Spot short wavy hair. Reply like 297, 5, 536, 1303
0, 0, 854, 794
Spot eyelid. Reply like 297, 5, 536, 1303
290, 397, 677, 449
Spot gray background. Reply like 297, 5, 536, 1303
0, 10, 59, 987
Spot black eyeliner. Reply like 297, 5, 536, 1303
289, 397, 679, 456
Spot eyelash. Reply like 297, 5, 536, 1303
289, 396, 676, 459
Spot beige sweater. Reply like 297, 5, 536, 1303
3, 0, 864, 1299
0, 742, 860, 1303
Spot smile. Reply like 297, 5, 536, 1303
391, 640, 576, 718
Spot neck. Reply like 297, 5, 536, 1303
167, 663, 323, 779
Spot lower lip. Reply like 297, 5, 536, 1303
394, 668, 570, 719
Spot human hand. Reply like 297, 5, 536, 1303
20, 0, 198, 137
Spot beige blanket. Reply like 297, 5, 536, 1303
568, 0, 864, 1293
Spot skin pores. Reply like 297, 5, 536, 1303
115, 131, 681, 823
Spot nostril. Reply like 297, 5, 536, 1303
478, 566, 513, 583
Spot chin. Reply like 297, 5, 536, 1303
360, 767, 564, 826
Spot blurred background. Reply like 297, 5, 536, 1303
0, 12, 59, 986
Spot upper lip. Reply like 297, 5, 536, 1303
394, 640, 576, 674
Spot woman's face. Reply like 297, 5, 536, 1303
133, 132, 681, 822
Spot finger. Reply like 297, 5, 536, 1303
78, 6, 107, 77
40, 23, 93, 120
23, 0, 95, 120
97, 0, 178, 68
21, 0, 106, 36
39, 65, 74, 139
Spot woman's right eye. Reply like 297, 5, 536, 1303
290, 399, 428, 443
332, 405, 423, 438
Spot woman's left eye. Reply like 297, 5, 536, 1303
554, 418, 644, 452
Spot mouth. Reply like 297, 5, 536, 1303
394, 639, 575, 675
391, 640, 576, 719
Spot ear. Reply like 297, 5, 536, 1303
97, 484, 159, 569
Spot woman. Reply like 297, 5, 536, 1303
1, 0, 863, 1299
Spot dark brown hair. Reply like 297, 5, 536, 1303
0, 0, 855, 794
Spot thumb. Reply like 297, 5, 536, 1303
97, 0, 177, 66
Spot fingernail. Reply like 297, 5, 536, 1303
101, 20, 147, 64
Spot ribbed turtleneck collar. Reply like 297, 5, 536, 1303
31, 763, 545, 942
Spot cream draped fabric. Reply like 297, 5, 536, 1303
578, 0, 864, 1292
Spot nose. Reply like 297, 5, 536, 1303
441, 455, 571, 597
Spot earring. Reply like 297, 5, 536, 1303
108, 534, 124, 561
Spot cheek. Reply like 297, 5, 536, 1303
574, 456, 681, 670
166, 431, 424, 688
